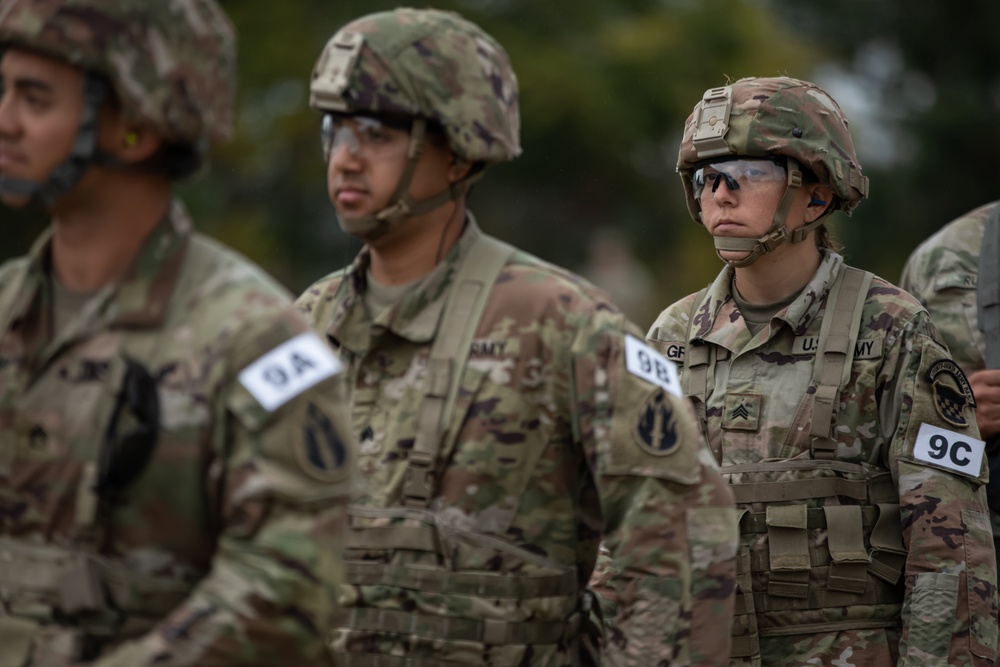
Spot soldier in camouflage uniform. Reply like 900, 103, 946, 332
297, 8, 738, 666
645, 76, 998, 666
901, 201, 1000, 572
0, 1, 356, 665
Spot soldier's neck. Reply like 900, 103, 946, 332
49, 172, 172, 293
367, 201, 466, 286
733, 241, 822, 305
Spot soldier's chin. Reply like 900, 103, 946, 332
718, 248, 754, 264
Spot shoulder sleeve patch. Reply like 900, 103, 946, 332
624, 335, 682, 397
239, 332, 342, 412
913, 423, 985, 478
926, 359, 977, 428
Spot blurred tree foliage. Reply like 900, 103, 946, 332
773, 0, 1000, 290
4, 0, 996, 328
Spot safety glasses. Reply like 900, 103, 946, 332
321, 113, 411, 161
692, 158, 787, 200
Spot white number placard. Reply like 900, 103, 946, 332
239, 332, 342, 411
624, 335, 682, 398
913, 423, 985, 478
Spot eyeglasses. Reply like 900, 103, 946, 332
692, 158, 786, 201
321, 113, 411, 161
96, 357, 159, 501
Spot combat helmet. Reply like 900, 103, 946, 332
310, 8, 520, 239
0, 0, 236, 205
677, 76, 869, 267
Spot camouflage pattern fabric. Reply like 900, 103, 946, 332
310, 7, 520, 163
900, 201, 992, 378
0, 0, 236, 149
0, 200, 356, 667
296, 216, 738, 666
648, 250, 998, 666
676, 76, 868, 225
900, 201, 1000, 573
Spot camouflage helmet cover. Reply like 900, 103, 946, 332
310, 8, 521, 163
677, 76, 869, 223
0, 0, 237, 150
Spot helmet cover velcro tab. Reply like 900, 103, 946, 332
310, 31, 364, 112
693, 86, 735, 159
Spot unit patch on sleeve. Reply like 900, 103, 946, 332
624, 335, 682, 397
296, 402, 349, 482
926, 359, 977, 428
913, 423, 985, 478
633, 388, 680, 456
239, 332, 342, 411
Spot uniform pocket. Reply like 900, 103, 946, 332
908, 571, 958, 662
963, 509, 999, 660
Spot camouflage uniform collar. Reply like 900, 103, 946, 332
6, 199, 191, 336
691, 249, 846, 349
330, 213, 483, 353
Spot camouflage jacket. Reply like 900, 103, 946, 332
648, 251, 998, 667
296, 217, 738, 667
900, 201, 995, 375
0, 200, 355, 667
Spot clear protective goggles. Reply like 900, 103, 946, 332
321, 113, 412, 160
692, 158, 787, 200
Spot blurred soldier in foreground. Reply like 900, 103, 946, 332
0, 1, 355, 665
298, 8, 737, 666
646, 76, 998, 665
902, 201, 1000, 572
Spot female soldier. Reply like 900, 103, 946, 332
647, 76, 998, 666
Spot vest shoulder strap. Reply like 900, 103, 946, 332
401, 234, 517, 508
978, 204, 1000, 369
809, 266, 873, 458
683, 287, 712, 430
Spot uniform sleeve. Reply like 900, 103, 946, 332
880, 317, 998, 666
580, 315, 737, 667
93, 314, 357, 667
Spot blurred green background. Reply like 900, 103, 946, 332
4, 0, 999, 329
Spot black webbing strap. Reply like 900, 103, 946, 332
980, 204, 1000, 369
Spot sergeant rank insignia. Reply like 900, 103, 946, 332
926, 359, 977, 428
634, 389, 680, 456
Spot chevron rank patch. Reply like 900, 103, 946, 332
723, 393, 762, 431
926, 359, 976, 428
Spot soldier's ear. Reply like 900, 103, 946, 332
448, 154, 472, 183
98, 105, 162, 164
804, 185, 833, 222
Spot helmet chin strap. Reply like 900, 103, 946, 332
335, 117, 486, 242
711, 158, 824, 268
0, 74, 107, 210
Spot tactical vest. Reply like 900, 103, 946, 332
684, 267, 906, 667
0, 271, 194, 666
331, 234, 587, 667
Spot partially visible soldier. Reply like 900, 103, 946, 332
0, 1, 356, 665
297, 8, 737, 666
901, 201, 1000, 570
